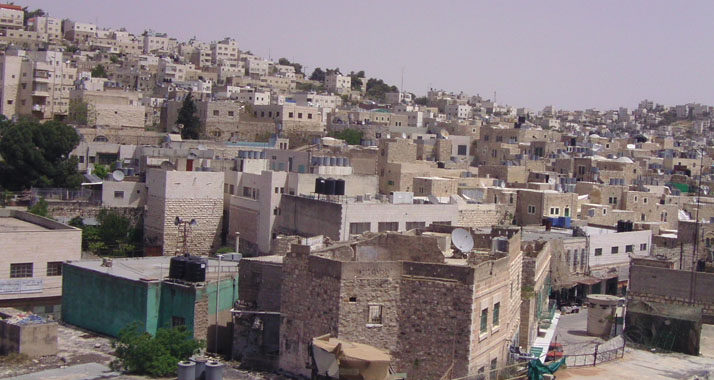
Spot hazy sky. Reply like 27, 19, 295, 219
24, 0, 714, 110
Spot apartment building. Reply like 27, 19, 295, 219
245, 59, 269, 76
325, 73, 350, 94
211, 37, 239, 64
62, 20, 96, 42
0, 4, 23, 31
26, 16, 62, 43
0, 50, 77, 120
69, 87, 145, 128
143, 32, 178, 54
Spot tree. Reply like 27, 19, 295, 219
22, 7, 45, 26
91, 64, 108, 78
0, 119, 82, 190
28, 198, 51, 218
111, 323, 203, 377
92, 164, 109, 180
177, 92, 200, 139
68, 98, 90, 125
414, 96, 429, 106
365, 78, 398, 103
80, 210, 143, 256
349, 71, 364, 90
329, 129, 363, 145
309, 67, 325, 82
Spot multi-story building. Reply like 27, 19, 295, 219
325, 73, 351, 94
0, 4, 23, 31
62, 20, 96, 42
210, 37, 239, 65
279, 227, 523, 379
143, 31, 177, 55
0, 50, 78, 120
26, 16, 62, 43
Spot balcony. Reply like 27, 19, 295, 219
31, 104, 46, 113
33, 70, 50, 82
31, 90, 49, 97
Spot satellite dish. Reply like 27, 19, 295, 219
111, 170, 125, 182
548, 177, 556, 185
451, 228, 474, 253
439, 129, 450, 139
160, 161, 175, 170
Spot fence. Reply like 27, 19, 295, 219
31, 187, 101, 205
564, 335, 626, 367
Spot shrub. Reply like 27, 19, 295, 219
111, 323, 203, 377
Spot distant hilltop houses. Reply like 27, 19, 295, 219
1, 3, 714, 380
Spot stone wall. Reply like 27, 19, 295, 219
238, 258, 283, 312
193, 293, 209, 341
279, 250, 342, 377
458, 203, 506, 228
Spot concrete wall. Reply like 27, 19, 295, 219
629, 264, 714, 320
0, 318, 57, 357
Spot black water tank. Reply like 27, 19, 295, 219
335, 179, 345, 196
315, 177, 326, 194
169, 256, 187, 279
324, 178, 336, 195
617, 220, 625, 233
437, 162, 445, 169
184, 256, 207, 282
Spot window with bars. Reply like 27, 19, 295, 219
480, 308, 488, 334
10, 263, 33, 278
46, 262, 62, 276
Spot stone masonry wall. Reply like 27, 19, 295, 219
193, 294, 209, 341
161, 198, 223, 255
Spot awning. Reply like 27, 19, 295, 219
573, 276, 602, 286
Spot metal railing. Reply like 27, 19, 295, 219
31, 187, 102, 205
564, 336, 626, 368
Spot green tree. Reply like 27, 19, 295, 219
28, 198, 51, 218
80, 209, 143, 256
177, 92, 200, 139
68, 99, 90, 125
309, 67, 325, 82
92, 164, 109, 180
349, 71, 364, 91
0, 119, 82, 190
414, 96, 429, 106
91, 64, 108, 78
22, 7, 45, 26
329, 129, 363, 145
109, 55, 119, 64
365, 78, 398, 103
111, 323, 203, 377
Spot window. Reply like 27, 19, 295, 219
527, 205, 536, 214
490, 358, 498, 379
273, 207, 281, 216
171, 316, 185, 327
46, 262, 63, 276
611, 246, 619, 254
493, 302, 500, 327
298, 112, 303, 119
457, 145, 467, 155
10, 263, 33, 278
640, 243, 647, 251
213, 110, 219, 116
378, 222, 399, 232
307, 113, 313, 119
367, 305, 382, 325
625, 245, 634, 253
594, 248, 603, 256
550, 207, 560, 215
480, 308, 488, 334
349, 222, 370, 235
643, 197, 648, 204
114, 191, 125, 199
406, 222, 426, 230
288, 112, 294, 118
228, 111, 234, 116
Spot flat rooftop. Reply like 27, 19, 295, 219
0, 217, 50, 232
68, 256, 239, 282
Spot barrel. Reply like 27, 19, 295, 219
335, 179, 345, 196
178, 361, 196, 380
205, 361, 224, 380
315, 177, 326, 194
191, 356, 207, 380
324, 178, 336, 195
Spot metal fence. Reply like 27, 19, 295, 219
564, 336, 626, 367
31, 187, 101, 205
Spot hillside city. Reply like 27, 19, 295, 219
0, 4, 713, 380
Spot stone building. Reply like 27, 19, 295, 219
144, 169, 224, 256
279, 228, 523, 379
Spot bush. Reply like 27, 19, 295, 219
111, 323, 203, 377
28, 198, 51, 218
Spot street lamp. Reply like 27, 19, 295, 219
174, 217, 198, 255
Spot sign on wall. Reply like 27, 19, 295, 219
0, 279, 44, 294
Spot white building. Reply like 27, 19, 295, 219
325, 73, 351, 95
